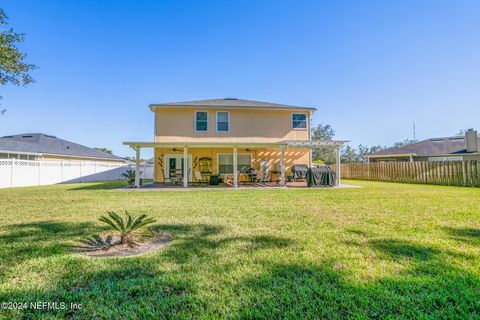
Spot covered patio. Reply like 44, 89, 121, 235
123, 140, 346, 189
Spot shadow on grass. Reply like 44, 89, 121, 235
445, 227, 480, 244
235, 261, 480, 319
67, 180, 128, 190
0, 222, 296, 318
0, 221, 107, 272
2, 221, 479, 319
369, 239, 439, 261
153, 224, 293, 265
235, 238, 480, 319
0, 259, 196, 319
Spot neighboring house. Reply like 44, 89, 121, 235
368, 129, 480, 162
0, 133, 125, 163
124, 98, 344, 188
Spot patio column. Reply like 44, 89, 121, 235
183, 147, 188, 188
335, 146, 341, 186
233, 147, 238, 187
135, 147, 140, 188
280, 146, 286, 186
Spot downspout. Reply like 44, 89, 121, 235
309, 111, 313, 167
153, 107, 157, 182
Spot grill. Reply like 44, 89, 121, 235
290, 164, 309, 180
307, 166, 336, 187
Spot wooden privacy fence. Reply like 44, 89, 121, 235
338, 161, 480, 187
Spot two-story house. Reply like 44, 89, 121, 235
124, 98, 344, 188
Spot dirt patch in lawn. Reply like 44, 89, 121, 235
75, 232, 172, 258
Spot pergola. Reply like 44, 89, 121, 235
123, 140, 347, 188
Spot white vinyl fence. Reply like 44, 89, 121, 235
0, 159, 154, 188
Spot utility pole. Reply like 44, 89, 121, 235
413, 122, 416, 141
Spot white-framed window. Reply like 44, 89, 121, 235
216, 111, 230, 132
195, 111, 209, 132
291, 113, 307, 129
217, 153, 251, 174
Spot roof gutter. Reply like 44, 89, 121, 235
368, 152, 480, 158
123, 140, 347, 149
368, 153, 417, 158
423, 152, 480, 157
0, 149, 43, 156
0, 149, 125, 162
39, 153, 126, 162
149, 105, 317, 112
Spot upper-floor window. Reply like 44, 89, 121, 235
216, 111, 230, 132
195, 111, 209, 132
292, 113, 307, 129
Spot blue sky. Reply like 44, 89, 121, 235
1, 0, 480, 158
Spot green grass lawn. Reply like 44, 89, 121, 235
0, 180, 479, 319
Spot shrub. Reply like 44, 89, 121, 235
99, 211, 156, 245
121, 169, 142, 186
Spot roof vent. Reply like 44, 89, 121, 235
2, 136, 13, 138
22, 135, 33, 138
224, 98, 237, 100
44, 134, 56, 138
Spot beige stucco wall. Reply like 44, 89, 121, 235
153, 147, 310, 182
154, 108, 311, 143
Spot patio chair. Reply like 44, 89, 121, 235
168, 169, 179, 184
256, 171, 265, 183
170, 168, 187, 185
194, 169, 209, 184
224, 174, 233, 185
264, 171, 272, 183
240, 166, 258, 183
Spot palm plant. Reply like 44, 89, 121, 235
75, 234, 115, 251
99, 211, 156, 245
121, 169, 142, 186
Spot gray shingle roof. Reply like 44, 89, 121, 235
149, 98, 316, 110
0, 133, 124, 161
370, 136, 480, 157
